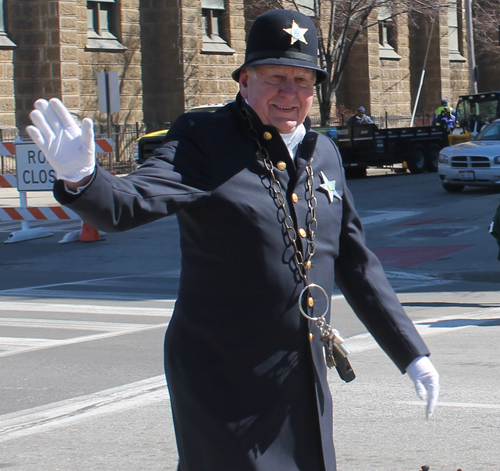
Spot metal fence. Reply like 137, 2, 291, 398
332, 111, 434, 128
0, 128, 18, 175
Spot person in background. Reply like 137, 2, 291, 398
438, 107, 456, 132
347, 106, 374, 125
432, 99, 456, 126
26, 9, 439, 471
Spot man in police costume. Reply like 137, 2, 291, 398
27, 9, 439, 471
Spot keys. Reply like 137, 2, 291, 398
317, 321, 355, 382
321, 335, 336, 369
319, 322, 350, 358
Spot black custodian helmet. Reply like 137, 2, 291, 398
232, 9, 328, 84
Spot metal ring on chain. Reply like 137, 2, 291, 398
298, 283, 330, 321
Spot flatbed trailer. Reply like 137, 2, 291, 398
317, 123, 449, 176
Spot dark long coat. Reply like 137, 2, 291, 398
54, 95, 430, 471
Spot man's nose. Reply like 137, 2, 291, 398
278, 79, 297, 96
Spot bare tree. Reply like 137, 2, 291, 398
247, 0, 439, 126
473, 0, 500, 62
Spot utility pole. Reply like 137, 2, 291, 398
464, 0, 478, 93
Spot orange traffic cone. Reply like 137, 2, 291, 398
80, 221, 102, 242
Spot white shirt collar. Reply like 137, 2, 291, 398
280, 125, 306, 160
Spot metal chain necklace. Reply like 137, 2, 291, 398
241, 104, 353, 375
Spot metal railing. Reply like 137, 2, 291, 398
93, 122, 170, 174
311, 111, 435, 129
0, 129, 18, 175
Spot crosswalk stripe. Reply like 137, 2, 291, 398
345, 308, 500, 353
0, 317, 160, 330
0, 321, 169, 358
0, 301, 173, 317
0, 376, 168, 443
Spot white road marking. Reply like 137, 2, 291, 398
0, 321, 169, 358
0, 272, 180, 301
360, 210, 421, 226
0, 289, 171, 300
0, 302, 173, 356
0, 376, 168, 443
399, 401, 500, 410
0, 317, 164, 330
345, 307, 500, 353
0, 301, 173, 317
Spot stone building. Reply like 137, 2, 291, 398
0, 0, 143, 136
336, 0, 471, 125
0, 0, 498, 138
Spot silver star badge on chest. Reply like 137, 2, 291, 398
319, 171, 342, 203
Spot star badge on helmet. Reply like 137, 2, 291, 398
283, 20, 308, 45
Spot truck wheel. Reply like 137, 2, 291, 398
442, 183, 465, 193
407, 145, 426, 174
426, 143, 441, 172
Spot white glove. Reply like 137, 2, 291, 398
26, 98, 96, 182
406, 356, 440, 419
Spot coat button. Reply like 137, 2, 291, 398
292, 193, 299, 203
309, 333, 313, 342
298, 228, 307, 238
277, 161, 287, 171
304, 260, 312, 270
263, 132, 272, 140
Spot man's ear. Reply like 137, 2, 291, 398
239, 68, 249, 99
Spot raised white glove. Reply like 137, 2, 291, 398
406, 356, 440, 419
26, 98, 96, 182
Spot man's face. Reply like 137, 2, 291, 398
239, 65, 315, 134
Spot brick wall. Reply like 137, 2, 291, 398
181, 0, 242, 111
78, 0, 143, 127
140, 0, 185, 125
0, 49, 16, 129
4, 0, 143, 131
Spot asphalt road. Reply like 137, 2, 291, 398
1, 170, 499, 470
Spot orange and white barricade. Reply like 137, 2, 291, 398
0, 138, 112, 243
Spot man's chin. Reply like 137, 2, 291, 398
272, 119, 299, 134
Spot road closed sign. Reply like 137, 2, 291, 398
15, 142, 56, 191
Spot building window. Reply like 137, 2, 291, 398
378, 6, 401, 60
201, 0, 234, 54
296, 0, 315, 17
86, 0, 126, 51
448, 0, 465, 60
0, 0, 16, 48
